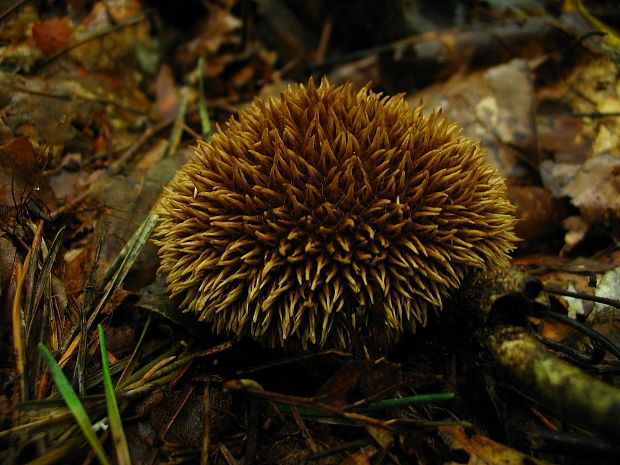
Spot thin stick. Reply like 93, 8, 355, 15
108, 119, 172, 175
2, 81, 147, 117
540, 310, 620, 360
201, 386, 211, 465
544, 286, 620, 309
290, 405, 319, 453
0, 0, 28, 22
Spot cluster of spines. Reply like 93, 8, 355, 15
155, 78, 517, 350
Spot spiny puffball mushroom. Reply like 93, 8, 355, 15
155, 78, 518, 351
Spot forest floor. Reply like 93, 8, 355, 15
1, 1, 620, 464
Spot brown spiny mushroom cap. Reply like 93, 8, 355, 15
155, 78, 518, 350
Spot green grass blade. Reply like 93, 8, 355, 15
356, 393, 455, 412
277, 392, 455, 418
37, 343, 111, 465
198, 56, 212, 137
61, 212, 159, 354
98, 325, 131, 465
95, 212, 159, 318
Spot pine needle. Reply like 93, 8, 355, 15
60, 212, 160, 364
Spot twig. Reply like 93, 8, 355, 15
531, 430, 620, 459
571, 111, 620, 118
539, 310, 620, 360
108, 118, 172, 175
224, 381, 395, 431
236, 349, 351, 375
162, 95, 188, 159
1, 81, 148, 117
290, 405, 319, 453
301, 439, 369, 465
536, 333, 601, 366
245, 398, 259, 465
161, 386, 193, 440
310, 17, 569, 77
487, 325, 620, 442
544, 286, 620, 309
49, 190, 92, 220
0, 0, 28, 22
116, 313, 152, 388
314, 15, 333, 64
218, 443, 239, 465
201, 386, 211, 465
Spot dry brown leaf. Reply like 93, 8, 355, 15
175, 0, 242, 68
438, 426, 554, 465
0, 236, 17, 299
507, 185, 565, 250
69, 0, 148, 71
32, 17, 74, 57
562, 153, 620, 236
316, 359, 401, 407
0, 136, 44, 209
562, 215, 590, 254
62, 246, 90, 297
339, 445, 377, 465
565, 57, 620, 159
537, 114, 586, 159
413, 59, 537, 180
102, 324, 136, 357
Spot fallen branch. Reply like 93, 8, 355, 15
487, 325, 620, 442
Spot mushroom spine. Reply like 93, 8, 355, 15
155, 78, 518, 350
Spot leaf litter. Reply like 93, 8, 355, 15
1, 1, 620, 464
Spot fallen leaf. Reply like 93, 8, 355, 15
69, 0, 148, 71
413, 58, 537, 180
0, 236, 17, 300
32, 17, 74, 57
316, 359, 401, 407
562, 153, 620, 235
339, 445, 377, 465
507, 185, 566, 250
438, 425, 554, 465
0, 136, 41, 208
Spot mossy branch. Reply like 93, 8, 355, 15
486, 325, 620, 442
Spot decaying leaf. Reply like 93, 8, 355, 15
438, 425, 555, 465
2, 2, 620, 464
563, 153, 620, 236
32, 17, 74, 57
415, 58, 538, 179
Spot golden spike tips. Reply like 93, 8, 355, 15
154, 77, 518, 351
